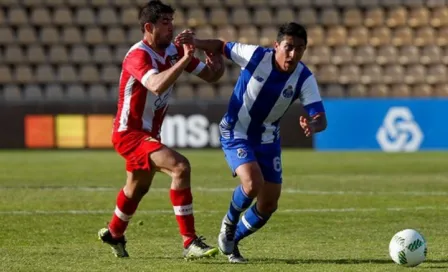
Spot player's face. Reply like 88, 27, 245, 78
153, 13, 174, 49
274, 35, 306, 73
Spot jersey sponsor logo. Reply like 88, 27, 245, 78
376, 107, 423, 152
282, 85, 294, 98
236, 148, 247, 159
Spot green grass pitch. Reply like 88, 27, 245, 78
1, 150, 448, 271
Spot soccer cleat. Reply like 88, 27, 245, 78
98, 228, 129, 258
183, 236, 219, 259
228, 243, 247, 263
218, 215, 236, 255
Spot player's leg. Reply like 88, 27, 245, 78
149, 146, 218, 259
219, 143, 264, 255
99, 169, 155, 257
99, 132, 159, 257
229, 144, 282, 263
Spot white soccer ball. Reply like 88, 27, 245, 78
389, 229, 427, 267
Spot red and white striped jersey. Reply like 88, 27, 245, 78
113, 39, 205, 138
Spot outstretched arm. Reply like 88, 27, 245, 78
174, 29, 225, 54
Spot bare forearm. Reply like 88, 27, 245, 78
145, 57, 190, 95
194, 39, 225, 54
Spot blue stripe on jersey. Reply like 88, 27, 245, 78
220, 47, 266, 140
223, 42, 235, 60
292, 63, 312, 103
246, 69, 290, 143
304, 101, 325, 116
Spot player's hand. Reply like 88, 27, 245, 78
174, 29, 195, 46
205, 51, 223, 72
182, 43, 195, 60
299, 116, 312, 137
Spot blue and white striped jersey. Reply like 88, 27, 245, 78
219, 42, 325, 144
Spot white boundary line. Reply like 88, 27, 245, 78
1, 186, 448, 196
0, 206, 445, 215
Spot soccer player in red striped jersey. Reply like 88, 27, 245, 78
98, 0, 224, 259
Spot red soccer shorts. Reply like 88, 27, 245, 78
112, 130, 164, 172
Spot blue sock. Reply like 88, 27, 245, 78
234, 203, 272, 243
226, 185, 254, 224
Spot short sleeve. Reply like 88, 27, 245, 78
222, 42, 260, 68
300, 75, 325, 116
122, 49, 159, 85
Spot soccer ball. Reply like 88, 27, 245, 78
389, 229, 427, 267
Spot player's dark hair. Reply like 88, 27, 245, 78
139, 0, 175, 33
276, 22, 307, 45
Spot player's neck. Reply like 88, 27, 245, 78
144, 37, 166, 55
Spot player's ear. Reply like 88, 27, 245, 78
273, 41, 279, 50
144, 23, 154, 34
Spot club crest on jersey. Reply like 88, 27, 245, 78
169, 54, 179, 66
236, 148, 247, 159
282, 85, 294, 98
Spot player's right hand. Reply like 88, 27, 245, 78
182, 43, 195, 60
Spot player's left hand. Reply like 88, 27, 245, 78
174, 29, 195, 46
299, 116, 312, 137
205, 51, 223, 72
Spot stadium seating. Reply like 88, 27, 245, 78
0, 0, 447, 102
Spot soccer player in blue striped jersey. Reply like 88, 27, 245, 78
175, 22, 327, 263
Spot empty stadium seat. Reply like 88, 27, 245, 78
430, 7, 448, 27
369, 84, 389, 97
75, 8, 95, 26
308, 46, 331, 65
321, 8, 340, 26
36, 65, 56, 83
45, 84, 65, 101
369, 27, 391, 47
98, 8, 119, 26
315, 64, 339, 83
299, 8, 318, 25
275, 8, 296, 25
57, 65, 78, 83
383, 65, 404, 84
231, 8, 251, 26
15, 65, 34, 84
404, 64, 426, 84
361, 64, 383, 84
420, 45, 442, 65
426, 64, 447, 84
307, 26, 325, 46
254, 8, 273, 26
120, 7, 139, 26
7, 8, 28, 26
101, 65, 120, 83
365, 8, 385, 28
348, 84, 368, 97
174, 84, 195, 100
85, 27, 105, 45
66, 85, 86, 100
62, 27, 82, 44
239, 26, 259, 44
347, 26, 369, 47
434, 84, 448, 97
79, 65, 100, 83
343, 8, 362, 27
412, 83, 433, 97
2, 85, 22, 101
325, 84, 345, 97
408, 7, 430, 28
187, 8, 207, 27
353, 45, 375, 64
26, 45, 46, 64
49, 45, 69, 63
386, 7, 407, 28
376, 45, 398, 65
398, 45, 420, 65
0, 66, 13, 84
24, 85, 44, 101
197, 85, 217, 100
30, 7, 51, 26
391, 27, 413, 46
53, 7, 73, 26
331, 46, 353, 65
390, 84, 411, 97
93, 46, 113, 63
209, 8, 229, 26
88, 84, 109, 101
40, 27, 60, 44
17, 27, 38, 45
436, 27, 448, 46
70, 45, 91, 63
339, 64, 360, 84
414, 27, 435, 47
4, 46, 24, 64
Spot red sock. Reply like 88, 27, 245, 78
170, 187, 197, 248
108, 189, 139, 238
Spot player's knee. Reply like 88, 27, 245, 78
241, 178, 263, 198
172, 156, 191, 180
